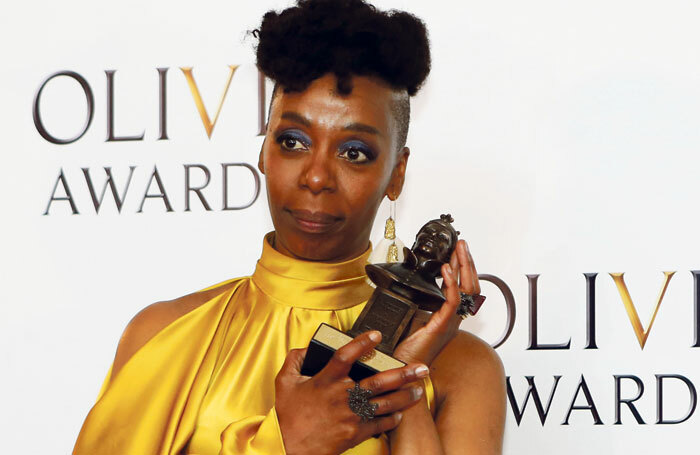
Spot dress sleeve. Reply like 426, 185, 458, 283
219, 406, 287, 455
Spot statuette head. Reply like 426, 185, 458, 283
411, 214, 459, 265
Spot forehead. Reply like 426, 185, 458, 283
421, 222, 454, 237
422, 221, 445, 231
269, 74, 402, 139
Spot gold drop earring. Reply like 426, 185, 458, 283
369, 198, 405, 265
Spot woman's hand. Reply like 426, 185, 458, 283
275, 331, 431, 455
393, 239, 481, 366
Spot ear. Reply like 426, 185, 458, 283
257, 139, 266, 175
386, 146, 410, 201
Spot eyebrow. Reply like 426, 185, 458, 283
343, 122, 381, 136
281, 111, 311, 127
280, 111, 382, 136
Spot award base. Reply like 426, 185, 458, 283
347, 286, 417, 354
300, 323, 405, 382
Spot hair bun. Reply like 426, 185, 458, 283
252, 0, 431, 96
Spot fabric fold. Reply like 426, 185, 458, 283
219, 407, 287, 455
73, 232, 433, 455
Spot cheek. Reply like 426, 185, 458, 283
345, 153, 394, 204
263, 153, 296, 203
340, 171, 387, 215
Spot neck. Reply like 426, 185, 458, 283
270, 231, 371, 263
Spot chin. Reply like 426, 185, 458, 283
286, 232, 345, 262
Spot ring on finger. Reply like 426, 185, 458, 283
457, 292, 486, 319
347, 383, 378, 422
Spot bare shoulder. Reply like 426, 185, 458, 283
431, 330, 506, 453
110, 280, 240, 380
432, 330, 505, 399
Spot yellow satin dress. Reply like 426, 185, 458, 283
74, 232, 434, 455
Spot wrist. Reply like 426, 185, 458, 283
393, 338, 443, 367
394, 350, 435, 367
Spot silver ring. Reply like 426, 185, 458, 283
347, 383, 378, 422
458, 292, 486, 319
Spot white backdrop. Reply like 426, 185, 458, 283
2, 0, 700, 453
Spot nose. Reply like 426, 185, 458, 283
298, 146, 336, 194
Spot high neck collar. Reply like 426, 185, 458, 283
251, 232, 374, 310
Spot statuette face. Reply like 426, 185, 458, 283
409, 214, 460, 277
413, 222, 454, 264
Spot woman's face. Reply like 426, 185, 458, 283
258, 73, 409, 262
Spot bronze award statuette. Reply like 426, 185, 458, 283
301, 214, 477, 382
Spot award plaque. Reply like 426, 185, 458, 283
301, 214, 466, 381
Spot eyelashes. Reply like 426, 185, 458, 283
275, 130, 311, 150
274, 130, 377, 164
339, 140, 375, 163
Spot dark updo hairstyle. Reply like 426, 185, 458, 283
252, 0, 431, 149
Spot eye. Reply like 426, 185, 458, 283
275, 130, 311, 152
339, 141, 375, 163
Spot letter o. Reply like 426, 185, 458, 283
33, 71, 94, 144
477, 274, 517, 349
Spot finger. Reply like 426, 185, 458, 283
370, 385, 424, 416
443, 263, 460, 311
457, 240, 478, 294
441, 262, 458, 306
429, 263, 460, 330
279, 347, 308, 376
441, 248, 459, 293
276, 348, 309, 389
362, 413, 404, 438
317, 331, 382, 383
358, 363, 429, 395
465, 242, 481, 294
449, 248, 459, 285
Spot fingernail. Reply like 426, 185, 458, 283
445, 264, 453, 275
415, 365, 429, 378
412, 386, 424, 400
369, 331, 382, 342
395, 412, 403, 422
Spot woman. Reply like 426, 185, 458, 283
74, 0, 506, 453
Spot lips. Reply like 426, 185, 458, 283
286, 208, 343, 234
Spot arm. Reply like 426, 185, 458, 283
433, 333, 506, 454
390, 240, 506, 454
388, 385, 443, 454
389, 333, 505, 454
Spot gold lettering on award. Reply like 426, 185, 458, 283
180, 65, 239, 138
610, 271, 675, 349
